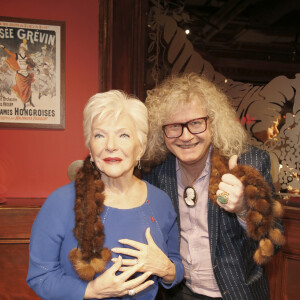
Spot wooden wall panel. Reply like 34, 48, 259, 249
0, 244, 39, 299
283, 254, 300, 300
0, 207, 40, 241
282, 214, 300, 254
266, 204, 300, 300
0, 199, 42, 299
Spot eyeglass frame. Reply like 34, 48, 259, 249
162, 116, 209, 138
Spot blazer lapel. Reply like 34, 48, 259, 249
208, 200, 220, 264
159, 154, 180, 227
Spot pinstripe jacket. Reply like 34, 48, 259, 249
143, 146, 284, 300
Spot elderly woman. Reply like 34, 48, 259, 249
143, 73, 285, 300
26, 90, 184, 299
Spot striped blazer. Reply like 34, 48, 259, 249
143, 146, 284, 300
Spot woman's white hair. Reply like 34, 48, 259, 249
83, 90, 148, 156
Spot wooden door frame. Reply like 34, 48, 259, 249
98, 0, 148, 100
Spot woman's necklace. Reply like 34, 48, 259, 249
179, 163, 199, 207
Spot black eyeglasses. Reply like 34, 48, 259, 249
162, 116, 209, 138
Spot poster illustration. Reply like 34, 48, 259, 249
0, 17, 65, 129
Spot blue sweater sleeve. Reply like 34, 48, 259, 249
26, 184, 88, 300
159, 212, 184, 289
146, 183, 184, 289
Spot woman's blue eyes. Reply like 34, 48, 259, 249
94, 133, 130, 138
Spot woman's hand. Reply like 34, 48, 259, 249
111, 227, 176, 283
216, 155, 247, 215
84, 255, 153, 299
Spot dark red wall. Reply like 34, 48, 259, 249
0, 0, 99, 198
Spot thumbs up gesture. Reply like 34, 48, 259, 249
228, 155, 238, 170
216, 155, 246, 214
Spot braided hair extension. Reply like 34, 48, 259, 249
209, 150, 285, 265
69, 156, 111, 281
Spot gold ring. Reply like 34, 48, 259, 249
217, 191, 229, 204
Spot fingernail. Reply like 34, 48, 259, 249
111, 258, 117, 262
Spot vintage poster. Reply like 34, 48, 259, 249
0, 17, 65, 129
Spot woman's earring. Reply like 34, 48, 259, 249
137, 159, 141, 170
90, 156, 96, 169
90, 156, 101, 174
